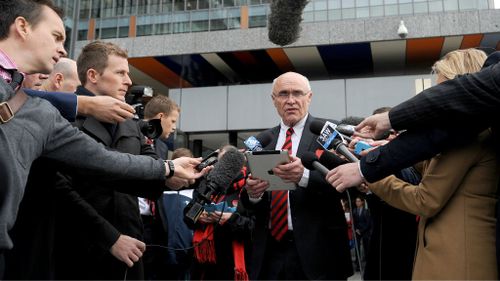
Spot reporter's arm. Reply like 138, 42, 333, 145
24, 89, 78, 121
77, 95, 135, 123
390, 62, 500, 130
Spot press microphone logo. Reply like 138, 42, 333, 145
317, 121, 338, 150
244, 136, 262, 151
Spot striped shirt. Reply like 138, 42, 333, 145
0, 48, 18, 83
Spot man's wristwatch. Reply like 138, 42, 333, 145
165, 160, 175, 178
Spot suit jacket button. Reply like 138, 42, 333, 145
366, 149, 380, 163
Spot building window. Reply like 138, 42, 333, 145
161, 0, 173, 12
137, 24, 154, 36
414, 2, 428, 13
356, 6, 369, 17
116, 17, 130, 38
173, 21, 190, 33
248, 5, 267, 27
78, 29, 88, 40
199, 0, 210, 9
443, 0, 458, 11
399, 3, 413, 14
102, 0, 114, 17
138, 0, 149, 14
118, 26, 129, 37
80, 0, 91, 19
156, 22, 172, 34
174, 0, 185, 11
91, 0, 101, 18
370, 5, 384, 17
356, 0, 369, 7
429, 0, 444, 12
328, 8, 342, 19
101, 27, 118, 38
342, 7, 355, 18
458, 0, 476, 10
328, 0, 341, 9
186, 0, 197, 10
341, 0, 354, 8
384, 4, 398, 15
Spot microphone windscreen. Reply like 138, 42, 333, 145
256, 130, 274, 148
268, 0, 308, 46
310, 119, 326, 135
207, 149, 245, 193
319, 151, 347, 170
300, 151, 319, 171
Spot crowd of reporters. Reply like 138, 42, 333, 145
1, 0, 500, 280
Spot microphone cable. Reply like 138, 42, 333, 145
122, 196, 229, 280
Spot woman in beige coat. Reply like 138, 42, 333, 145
368, 49, 498, 280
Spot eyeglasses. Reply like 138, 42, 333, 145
272, 90, 310, 100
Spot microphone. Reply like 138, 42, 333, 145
319, 150, 348, 170
268, 0, 308, 46
336, 124, 356, 136
301, 152, 329, 176
244, 131, 273, 152
310, 119, 353, 150
332, 139, 359, 163
184, 148, 245, 225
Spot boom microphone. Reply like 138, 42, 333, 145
268, 0, 308, 46
184, 148, 245, 225
301, 152, 329, 176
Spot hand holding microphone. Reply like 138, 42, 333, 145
326, 163, 365, 193
354, 112, 392, 140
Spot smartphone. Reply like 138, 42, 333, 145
195, 150, 219, 171
354, 141, 372, 155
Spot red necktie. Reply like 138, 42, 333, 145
147, 199, 156, 217
270, 127, 293, 241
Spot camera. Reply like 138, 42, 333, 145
125, 85, 153, 119
137, 119, 162, 139
125, 85, 163, 139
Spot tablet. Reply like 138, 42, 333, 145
245, 150, 296, 191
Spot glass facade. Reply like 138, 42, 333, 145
60, 0, 496, 43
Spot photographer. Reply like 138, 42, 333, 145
138, 95, 183, 280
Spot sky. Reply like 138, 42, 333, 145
496, 0, 500, 8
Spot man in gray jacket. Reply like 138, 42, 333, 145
0, 0, 203, 274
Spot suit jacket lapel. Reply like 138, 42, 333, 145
296, 114, 315, 158
264, 126, 280, 150
81, 117, 113, 146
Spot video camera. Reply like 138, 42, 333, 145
125, 85, 163, 139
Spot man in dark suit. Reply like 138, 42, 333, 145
54, 41, 192, 280
242, 72, 353, 280
352, 196, 372, 270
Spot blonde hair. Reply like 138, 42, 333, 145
432, 48, 487, 81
